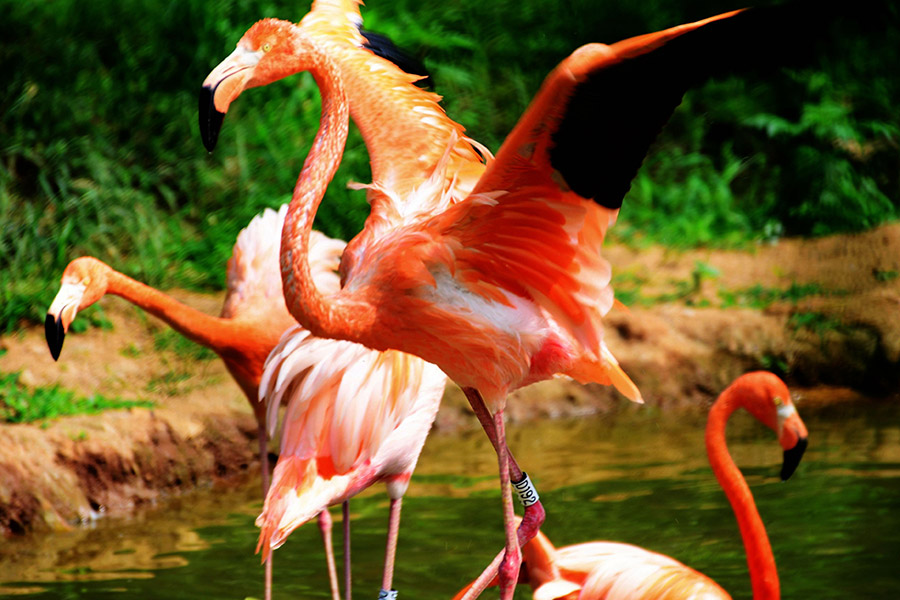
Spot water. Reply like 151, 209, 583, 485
1, 398, 898, 599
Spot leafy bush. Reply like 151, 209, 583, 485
1, 0, 898, 333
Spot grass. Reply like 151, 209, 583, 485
0, 371, 155, 424
1, 0, 898, 335
614, 275, 844, 311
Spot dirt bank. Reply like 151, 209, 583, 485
1, 225, 898, 536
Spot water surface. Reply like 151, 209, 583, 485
1, 397, 898, 599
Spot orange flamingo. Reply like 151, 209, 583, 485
44, 206, 328, 599
198, 5, 827, 598
45, 206, 295, 494
453, 372, 809, 600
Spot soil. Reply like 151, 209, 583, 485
1, 224, 898, 537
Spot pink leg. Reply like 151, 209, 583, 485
318, 510, 341, 600
492, 408, 521, 600
258, 426, 273, 600
463, 389, 545, 545
460, 389, 546, 600
343, 500, 352, 600
380, 497, 403, 595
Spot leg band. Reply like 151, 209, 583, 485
511, 472, 540, 507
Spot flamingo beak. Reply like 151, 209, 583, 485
777, 402, 809, 481
199, 46, 262, 151
780, 436, 808, 481
44, 314, 66, 361
45, 282, 85, 361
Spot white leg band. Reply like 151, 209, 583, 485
378, 589, 398, 599
511, 472, 540, 507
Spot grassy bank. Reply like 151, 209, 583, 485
2, 0, 898, 333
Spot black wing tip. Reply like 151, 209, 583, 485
199, 84, 225, 152
359, 28, 434, 89
44, 313, 64, 361
780, 436, 808, 481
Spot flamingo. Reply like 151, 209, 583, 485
452, 371, 809, 600
44, 206, 334, 600
198, 4, 830, 598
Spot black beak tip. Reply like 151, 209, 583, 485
780, 436, 808, 481
199, 84, 225, 152
44, 313, 65, 361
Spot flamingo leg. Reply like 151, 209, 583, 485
462, 389, 546, 544
492, 408, 522, 600
380, 497, 403, 597
460, 388, 546, 600
318, 510, 341, 600
258, 425, 273, 600
343, 500, 352, 600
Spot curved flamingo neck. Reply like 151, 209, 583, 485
104, 269, 231, 352
705, 388, 779, 600
279, 42, 371, 343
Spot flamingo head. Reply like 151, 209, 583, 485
735, 371, 809, 481
200, 18, 309, 151
45, 257, 110, 361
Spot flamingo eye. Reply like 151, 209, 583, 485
262, 42, 272, 52
773, 396, 783, 406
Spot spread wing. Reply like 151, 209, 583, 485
472, 2, 837, 209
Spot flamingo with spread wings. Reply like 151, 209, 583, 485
452, 371, 809, 600
199, 4, 831, 597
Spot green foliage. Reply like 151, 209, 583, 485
873, 268, 899, 282
788, 311, 847, 336
718, 282, 842, 309
0, 371, 154, 424
1, 0, 898, 334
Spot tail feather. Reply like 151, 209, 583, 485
255, 455, 352, 561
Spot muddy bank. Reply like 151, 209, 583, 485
1, 225, 898, 537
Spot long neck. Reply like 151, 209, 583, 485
706, 390, 779, 600
280, 44, 363, 342
105, 270, 231, 352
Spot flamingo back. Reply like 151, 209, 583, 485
221, 205, 290, 320
551, 542, 729, 600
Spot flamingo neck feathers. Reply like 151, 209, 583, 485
706, 386, 780, 600
279, 40, 373, 344
104, 268, 230, 352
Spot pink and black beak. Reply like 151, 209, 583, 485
199, 84, 225, 151
777, 402, 809, 481
45, 282, 85, 361
199, 46, 263, 151
780, 435, 808, 481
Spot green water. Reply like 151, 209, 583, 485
1, 398, 898, 599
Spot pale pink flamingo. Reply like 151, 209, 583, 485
255, 287, 446, 598
198, 5, 826, 598
453, 372, 809, 600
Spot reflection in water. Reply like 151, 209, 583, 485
1, 399, 898, 599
